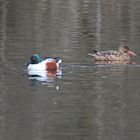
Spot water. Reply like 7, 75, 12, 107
0, 0, 140, 140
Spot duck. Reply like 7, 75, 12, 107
88, 44, 136, 61
27, 54, 62, 71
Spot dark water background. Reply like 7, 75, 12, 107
0, 0, 140, 140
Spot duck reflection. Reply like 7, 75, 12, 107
94, 60, 135, 65
27, 69, 62, 88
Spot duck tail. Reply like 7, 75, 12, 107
88, 49, 99, 57
54, 57, 62, 64
92, 50, 98, 54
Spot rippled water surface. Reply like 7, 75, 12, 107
0, 0, 140, 140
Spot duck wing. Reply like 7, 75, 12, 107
43, 57, 62, 63
89, 50, 120, 61
94, 50, 118, 56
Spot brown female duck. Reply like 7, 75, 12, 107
88, 45, 136, 61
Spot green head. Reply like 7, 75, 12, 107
30, 54, 41, 64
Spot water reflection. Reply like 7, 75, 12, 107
27, 69, 62, 88
0, 0, 140, 140
0, 0, 8, 66
94, 60, 135, 65
95, 0, 102, 49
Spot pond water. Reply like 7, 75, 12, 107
0, 0, 140, 140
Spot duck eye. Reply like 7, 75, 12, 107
124, 48, 129, 53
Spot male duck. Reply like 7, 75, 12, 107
27, 54, 62, 71
88, 44, 136, 61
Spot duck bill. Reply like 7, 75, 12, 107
128, 51, 136, 56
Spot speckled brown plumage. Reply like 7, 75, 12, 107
88, 45, 136, 61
